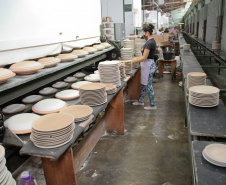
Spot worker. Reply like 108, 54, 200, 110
131, 23, 157, 110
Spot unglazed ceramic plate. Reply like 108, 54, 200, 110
2, 104, 26, 114
64, 76, 77, 83
52, 81, 69, 89
32, 113, 74, 132
71, 81, 92, 90
60, 105, 93, 122
38, 57, 61, 68
39, 87, 58, 95
4, 113, 40, 134
0, 68, 16, 84
55, 89, 79, 100
71, 50, 89, 57
56, 54, 78, 62
83, 47, 97, 54
9, 61, 44, 74
22, 95, 43, 104
73, 72, 86, 78
32, 98, 67, 114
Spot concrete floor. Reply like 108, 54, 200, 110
77, 74, 192, 185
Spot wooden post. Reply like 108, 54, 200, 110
42, 148, 77, 185
73, 117, 106, 173
105, 89, 124, 135
127, 68, 141, 100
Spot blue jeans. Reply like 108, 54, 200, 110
139, 65, 156, 107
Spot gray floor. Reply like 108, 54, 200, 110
77, 74, 192, 185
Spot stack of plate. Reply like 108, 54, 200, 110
71, 81, 92, 90
9, 61, 44, 75
71, 50, 88, 58
52, 81, 69, 89
93, 45, 105, 51
32, 98, 67, 114
0, 146, 16, 184
187, 72, 206, 89
2, 104, 26, 114
0, 68, 16, 84
132, 62, 140, 69
123, 60, 132, 74
119, 62, 126, 81
79, 83, 107, 106
135, 38, 145, 57
123, 40, 135, 55
22, 95, 43, 104
94, 70, 99, 74
60, 105, 93, 122
189, 85, 220, 107
30, 113, 75, 148
83, 47, 97, 54
38, 57, 61, 68
39, 87, 57, 95
202, 144, 226, 167
100, 43, 111, 48
105, 84, 117, 95
56, 54, 78, 62
183, 44, 190, 51
121, 48, 133, 60
4, 113, 40, 134
55, 89, 79, 100
212, 41, 221, 50
73, 72, 86, 78
98, 61, 121, 87
84, 74, 100, 82
64, 76, 77, 83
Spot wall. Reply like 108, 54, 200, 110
198, 7, 204, 39
194, 13, 198, 35
221, 0, 226, 50
101, 0, 123, 23
0, 0, 101, 65
206, 0, 218, 43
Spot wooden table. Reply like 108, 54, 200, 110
158, 59, 176, 79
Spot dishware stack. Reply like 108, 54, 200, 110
60, 105, 93, 123
202, 144, 226, 167
183, 44, 191, 51
123, 40, 135, 56
123, 60, 132, 74
100, 42, 111, 48
79, 83, 107, 106
0, 68, 16, 84
187, 72, 206, 89
71, 81, 92, 90
105, 84, 117, 95
55, 90, 79, 100
71, 50, 89, 58
32, 98, 67, 114
135, 37, 145, 57
83, 47, 97, 54
0, 145, 16, 184
98, 61, 121, 87
38, 57, 61, 68
132, 62, 140, 69
9, 61, 44, 75
120, 48, 133, 60
105, 23, 111, 28
30, 113, 75, 148
212, 41, 221, 50
119, 62, 126, 81
189, 85, 220, 107
84, 74, 100, 82
56, 54, 78, 62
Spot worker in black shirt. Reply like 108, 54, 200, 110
131, 23, 157, 110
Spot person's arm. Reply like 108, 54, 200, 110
131, 48, 150, 63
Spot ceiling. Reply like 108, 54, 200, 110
142, 0, 186, 13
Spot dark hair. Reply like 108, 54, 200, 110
142, 23, 154, 34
